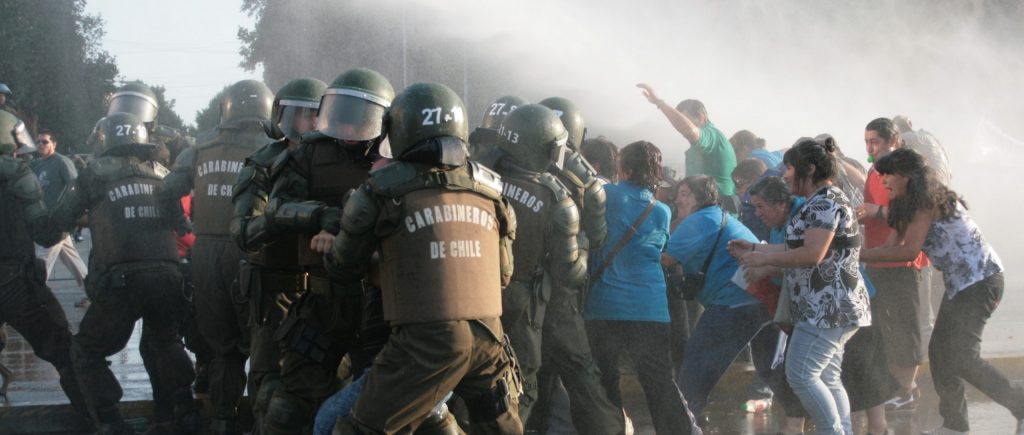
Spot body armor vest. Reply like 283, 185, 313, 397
193, 144, 253, 237
294, 139, 372, 268
498, 173, 557, 283
0, 175, 35, 261
379, 189, 503, 324
88, 158, 178, 269
246, 143, 302, 270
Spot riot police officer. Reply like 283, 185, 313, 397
0, 111, 86, 412
259, 68, 393, 435
230, 77, 326, 432
529, 97, 620, 433
106, 81, 195, 166
328, 82, 521, 434
159, 79, 275, 434
486, 104, 620, 430
469, 95, 527, 159
51, 112, 198, 435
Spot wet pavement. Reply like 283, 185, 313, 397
2, 232, 1022, 434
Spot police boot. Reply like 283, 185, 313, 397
263, 390, 315, 435
415, 404, 465, 435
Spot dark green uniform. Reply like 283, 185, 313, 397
231, 139, 304, 432
52, 154, 197, 433
328, 159, 522, 434
160, 126, 271, 429
0, 155, 86, 414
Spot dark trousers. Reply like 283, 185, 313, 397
533, 285, 624, 434
929, 272, 1024, 431
501, 280, 546, 423
193, 237, 250, 419
71, 264, 194, 424
586, 319, 697, 435
0, 260, 85, 413
247, 265, 300, 432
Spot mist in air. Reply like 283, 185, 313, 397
253, 0, 1023, 289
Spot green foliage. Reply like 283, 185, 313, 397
0, 0, 119, 153
194, 84, 232, 133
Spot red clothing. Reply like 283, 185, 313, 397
176, 195, 195, 258
863, 169, 928, 269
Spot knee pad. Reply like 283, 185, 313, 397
264, 391, 315, 435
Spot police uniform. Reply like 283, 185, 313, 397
328, 159, 521, 434
160, 126, 270, 429
52, 153, 197, 432
0, 154, 86, 414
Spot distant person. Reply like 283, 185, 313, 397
860, 149, 1024, 435
636, 84, 738, 213
581, 136, 619, 183
730, 129, 782, 168
29, 130, 89, 307
733, 158, 769, 241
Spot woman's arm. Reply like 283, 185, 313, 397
739, 227, 835, 268
860, 209, 932, 262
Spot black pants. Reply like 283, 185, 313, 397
586, 319, 697, 435
193, 237, 249, 419
929, 272, 1024, 431
0, 260, 85, 412
71, 263, 194, 424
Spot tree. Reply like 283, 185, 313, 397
0, 0, 119, 153
194, 84, 231, 133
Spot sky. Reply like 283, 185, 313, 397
85, 0, 263, 124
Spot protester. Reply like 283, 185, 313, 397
585, 141, 700, 435
581, 135, 619, 183
730, 129, 782, 168
860, 148, 1024, 435
733, 158, 770, 241
732, 137, 871, 435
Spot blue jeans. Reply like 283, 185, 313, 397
785, 323, 858, 435
677, 303, 789, 416
314, 375, 453, 435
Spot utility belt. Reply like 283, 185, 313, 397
84, 260, 179, 302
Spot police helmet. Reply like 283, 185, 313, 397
497, 104, 569, 172
0, 111, 36, 155
316, 68, 394, 142
272, 78, 327, 141
539, 96, 586, 152
107, 82, 159, 124
93, 112, 152, 156
220, 80, 274, 130
381, 82, 468, 160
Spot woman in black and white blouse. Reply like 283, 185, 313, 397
860, 148, 1024, 435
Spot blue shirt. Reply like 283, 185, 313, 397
584, 182, 672, 322
666, 205, 758, 307
750, 149, 784, 169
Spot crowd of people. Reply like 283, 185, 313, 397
0, 72, 1022, 435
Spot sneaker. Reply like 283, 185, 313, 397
920, 426, 968, 435
885, 386, 920, 411
742, 398, 773, 414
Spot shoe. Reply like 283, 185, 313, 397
742, 398, 773, 413
75, 297, 90, 308
920, 426, 968, 435
885, 386, 921, 411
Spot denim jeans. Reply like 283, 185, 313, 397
930, 273, 1024, 432
677, 303, 789, 416
785, 323, 858, 435
313, 374, 452, 435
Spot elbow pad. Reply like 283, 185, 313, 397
265, 198, 326, 233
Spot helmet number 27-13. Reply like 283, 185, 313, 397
421, 106, 464, 126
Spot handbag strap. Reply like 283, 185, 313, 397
590, 198, 657, 284
698, 209, 728, 276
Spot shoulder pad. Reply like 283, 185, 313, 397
538, 173, 572, 203
0, 155, 22, 181
367, 160, 420, 198
86, 156, 126, 181
468, 161, 503, 201
564, 152, 598, 185
247, 140, 289, 169
268, 146, 296, 180
151, 161, 170, 178
9, 166, 44, 203
340, 184, 379, 233
172, 146, 199, 170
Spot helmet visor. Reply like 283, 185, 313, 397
315, 90, 389, 142
549, 134, 570, 170
276, 103, 319, 142
13, 120, 36, 154
107, 92, 159, 123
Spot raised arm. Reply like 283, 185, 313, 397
637, 83, 700, 144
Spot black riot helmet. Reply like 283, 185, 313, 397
316, 68, 394, 142
0, 111, 36, 156
381, 83, 469, 166
107, 82, 159, 126
220, 79, 274, 130
539, 96, 586, 152
468, 95, 527, 155
0, 83, 11, 97
271, 78, 327, 141
93, 112, 153, 157
497, 104, 569, 172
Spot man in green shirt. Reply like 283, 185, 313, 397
637, 84, 738, 212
